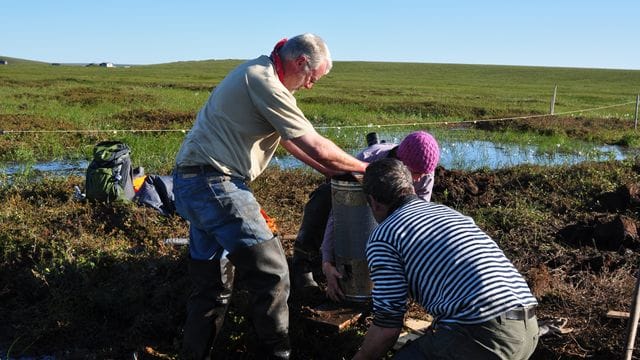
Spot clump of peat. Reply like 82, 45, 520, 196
2, 160, 640, 359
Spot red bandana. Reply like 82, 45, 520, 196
270, 38, 287, 83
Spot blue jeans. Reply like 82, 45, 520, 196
174, 169, 291, 356
173, 170, 275, 260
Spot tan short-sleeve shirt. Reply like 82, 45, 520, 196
175, 55, 315, 181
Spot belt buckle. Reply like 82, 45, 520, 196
503, 306, 534, 321
525, 306, 536, 319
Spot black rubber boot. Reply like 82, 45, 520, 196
182, 256, 235, 360
291, 248, 319, 290
227, 237, 291, 359
291, 182, 332, 291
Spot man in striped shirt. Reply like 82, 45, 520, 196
353, 158, 539, 360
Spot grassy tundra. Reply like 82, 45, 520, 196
2, 57, 640, 359
1, 57, 640, 171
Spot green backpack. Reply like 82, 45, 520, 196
85, 141, 135, 203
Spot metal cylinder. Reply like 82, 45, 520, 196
331, 179, 377, 302
366, 132, 380, 146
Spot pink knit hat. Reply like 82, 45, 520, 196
396, 131, 440, 174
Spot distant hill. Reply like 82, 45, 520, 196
0, 55, 636, 71
0, 56, 48, 65
0, 55, 234, 68
0, 56, 111, 67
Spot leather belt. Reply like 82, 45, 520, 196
503, 306, 536, 321
175, 164, 247, 183
175, 164, 223, 175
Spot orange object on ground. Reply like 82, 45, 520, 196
133, 175, 147, 192
260, 208, 278, 234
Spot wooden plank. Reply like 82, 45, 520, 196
404, 318, 431, 335
300, 303, 364, 332
608, 310, 631, 319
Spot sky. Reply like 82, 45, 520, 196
2, 0, 639, 70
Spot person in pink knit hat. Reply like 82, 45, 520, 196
290, 130, 441, 300
395, 130, 441, 177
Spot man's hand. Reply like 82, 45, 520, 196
351, 172, 364, 183
352, 324, 402, 360
322, 261, 344, 302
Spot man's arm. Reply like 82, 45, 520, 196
357, 232, 408, 359
280, 132, 368, 174
279, 138, 336, 177
352, 324, 402, 360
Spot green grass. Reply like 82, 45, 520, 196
1, 57, 639, 171
2, 56, 640, 359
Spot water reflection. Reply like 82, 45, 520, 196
1, 160, 89, 177
273, 140, 634, 171
440, 140, 627, 170
0, 141, 636, 178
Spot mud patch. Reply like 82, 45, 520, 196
433, 166, 496, 207
0, 114, 82, 160
0, 113, 75, 132
301, 97, 535, 120
559, 214, 639, 251
57, 87, 154, 107
596, 183, 640, 211
143, 82, 213, 92
475, 115, 636, 142
113, 109, 195, 129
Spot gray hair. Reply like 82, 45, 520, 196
362, 158, 416, 210
280, 33, 333, 74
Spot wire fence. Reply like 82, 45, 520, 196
316, 101, 637, 131
0, 100, 637, 135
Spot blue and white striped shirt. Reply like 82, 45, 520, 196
366, 199, 538, 328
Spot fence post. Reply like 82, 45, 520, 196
550, 85, 557, 115
634, 94, 639, 130
624, 270, 640, 360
